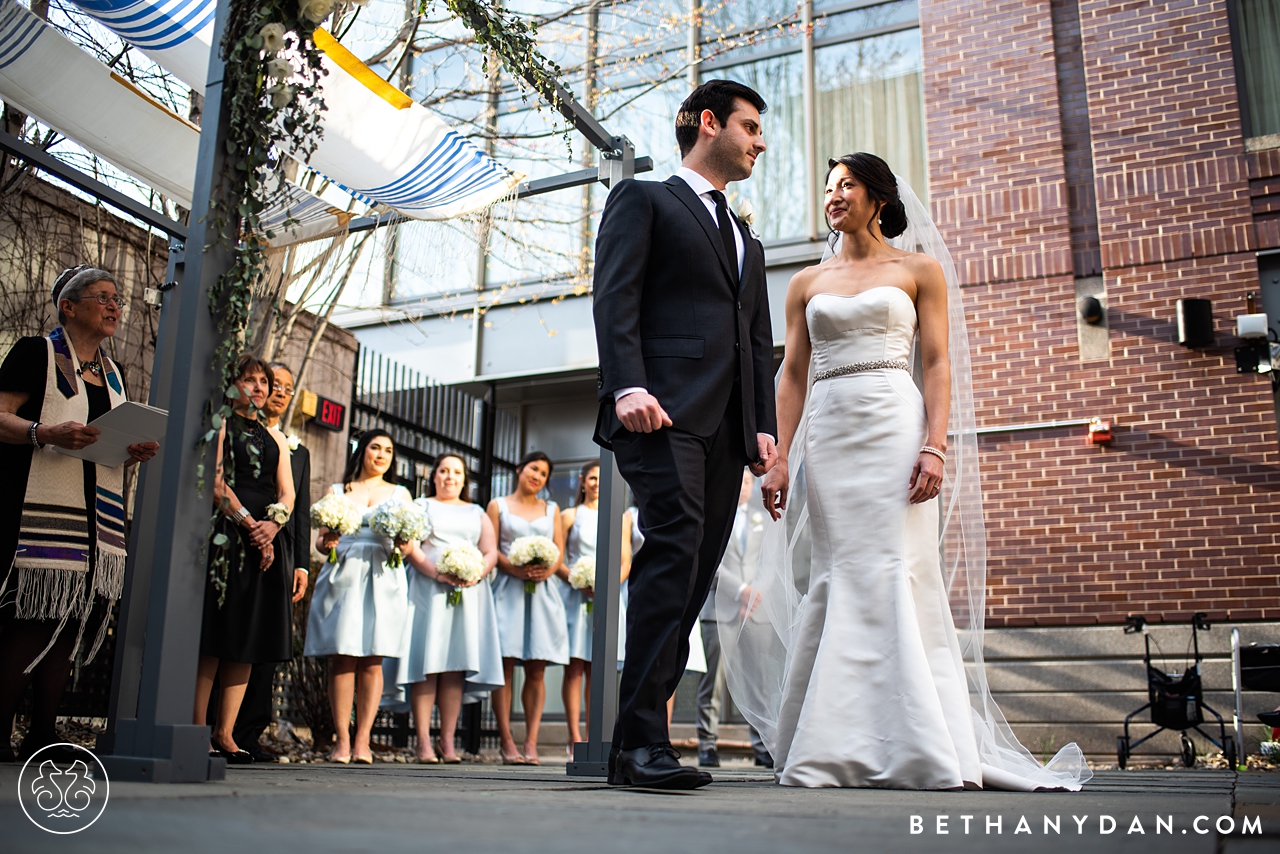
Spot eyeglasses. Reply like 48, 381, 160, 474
275, 386, 294, 397
75, 294, 127, 309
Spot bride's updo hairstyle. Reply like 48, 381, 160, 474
826, 153, 908, 242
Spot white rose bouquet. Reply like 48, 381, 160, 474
265, 502, 291, 525
370, 501, 429, 568
310, 493, 362, 562
568, 556, 596, 612
508, 535, 559, 594
437, 544, 486, 606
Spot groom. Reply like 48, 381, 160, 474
593, 79, 778, 789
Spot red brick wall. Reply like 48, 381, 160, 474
923, 0, 1280, 626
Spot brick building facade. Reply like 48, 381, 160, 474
922, 0, 1280, 628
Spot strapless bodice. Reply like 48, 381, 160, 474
806, 287, 917, 374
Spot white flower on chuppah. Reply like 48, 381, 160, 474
265, 57, 293, 80
259, 23, 286, 54
267, 83, 296, 110
298, 0, 336, 25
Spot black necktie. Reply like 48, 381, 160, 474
709, 189, 739, 284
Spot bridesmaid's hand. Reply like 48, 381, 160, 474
521, 563, 554, 583
909, 451, 945, 504
761, 459, 789, 521
438, 573, 475, 588
320, 531, 341, 553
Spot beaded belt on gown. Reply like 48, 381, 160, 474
813, 359, 910, 382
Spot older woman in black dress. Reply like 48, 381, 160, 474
0, 266, 158, 760
193, 354, 295, 763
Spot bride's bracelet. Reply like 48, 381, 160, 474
919, 445, 947, 464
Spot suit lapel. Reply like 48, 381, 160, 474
665, 177, 736, 287
736, 218, 760, 293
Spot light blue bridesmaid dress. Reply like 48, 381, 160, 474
557, 505, 597, 662
619, 506, 705, 672
491, 497, 569, 664
395, 499, 505, 703
304, 484, 412, 658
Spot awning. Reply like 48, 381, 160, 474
68, 0, 523, 220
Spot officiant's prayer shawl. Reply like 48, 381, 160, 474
0, 328, 128, 670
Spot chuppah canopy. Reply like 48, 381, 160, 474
67, 0, 524, 220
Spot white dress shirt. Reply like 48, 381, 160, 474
616, 167, 746, 403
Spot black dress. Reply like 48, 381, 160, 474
199, 416, 292, 663
0, 337, 111, 622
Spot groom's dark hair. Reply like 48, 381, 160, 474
675, 80, 767, 157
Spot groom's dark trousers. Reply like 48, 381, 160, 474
592, 175, 776, 751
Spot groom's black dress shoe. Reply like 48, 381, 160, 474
1258, 710, 1280, 727
609, 743, 709, 789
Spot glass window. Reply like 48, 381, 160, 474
813, 1, 919, 43
719, 54, 808, 241
1236, 0, 1280, 137
814, 28, 928, 208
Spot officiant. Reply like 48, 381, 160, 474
0, 265, 159, 761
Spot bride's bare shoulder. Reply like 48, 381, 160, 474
901, 251, 945, 288
787, 263, 828, 297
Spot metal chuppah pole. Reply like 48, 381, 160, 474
567, 141, 634, 777
99, 0, 236, 783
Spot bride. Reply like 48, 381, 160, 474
719, 152, 1090, 791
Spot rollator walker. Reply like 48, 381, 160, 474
1117, 613, 1236, 769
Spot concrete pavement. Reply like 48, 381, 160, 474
0, 761, 1276, 853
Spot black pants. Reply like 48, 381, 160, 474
611, 391, 747, 750
232, 662, 276, 749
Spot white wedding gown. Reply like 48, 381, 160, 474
771, 286, 984, 789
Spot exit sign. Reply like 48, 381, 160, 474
315, 396, 346, 432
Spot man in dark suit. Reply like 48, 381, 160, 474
231, 360, 312, 761
593, 79, 778, 789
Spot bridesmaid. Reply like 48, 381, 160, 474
397, 454, 502, 763
557, 460, 599, 748
619, 504, 706, 723
304, 429, 414, 763
486, 450, 568, 765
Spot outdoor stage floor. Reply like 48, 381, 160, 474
1, 761, 1277, 852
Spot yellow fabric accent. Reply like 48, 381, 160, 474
314, 28, 413, 110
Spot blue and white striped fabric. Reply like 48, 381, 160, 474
0, 0, 199, 205
73, 0, 214, 51
0, 0, 42, 70
68, 0, 521, 220
259, 181, 352, 246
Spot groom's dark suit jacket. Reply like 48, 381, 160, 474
592, 176, 777, 454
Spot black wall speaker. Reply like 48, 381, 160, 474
1176, 298, 1214, 348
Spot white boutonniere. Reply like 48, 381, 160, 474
736, 198, 760, 240
287, 433, 301, 451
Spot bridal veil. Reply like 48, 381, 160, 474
717, 176, 1091, 791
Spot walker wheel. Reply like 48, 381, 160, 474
1116, 736, 1129, 770
1180, 733, 1196, 768
1224, 736, 1237, 770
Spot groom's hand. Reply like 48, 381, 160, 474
615, 392, 672, 433
749, 434, 779, 475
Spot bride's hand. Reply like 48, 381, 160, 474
909, 451, 945, 504
761, 460, 789, 521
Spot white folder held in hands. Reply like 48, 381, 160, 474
53, 401, 168, 468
